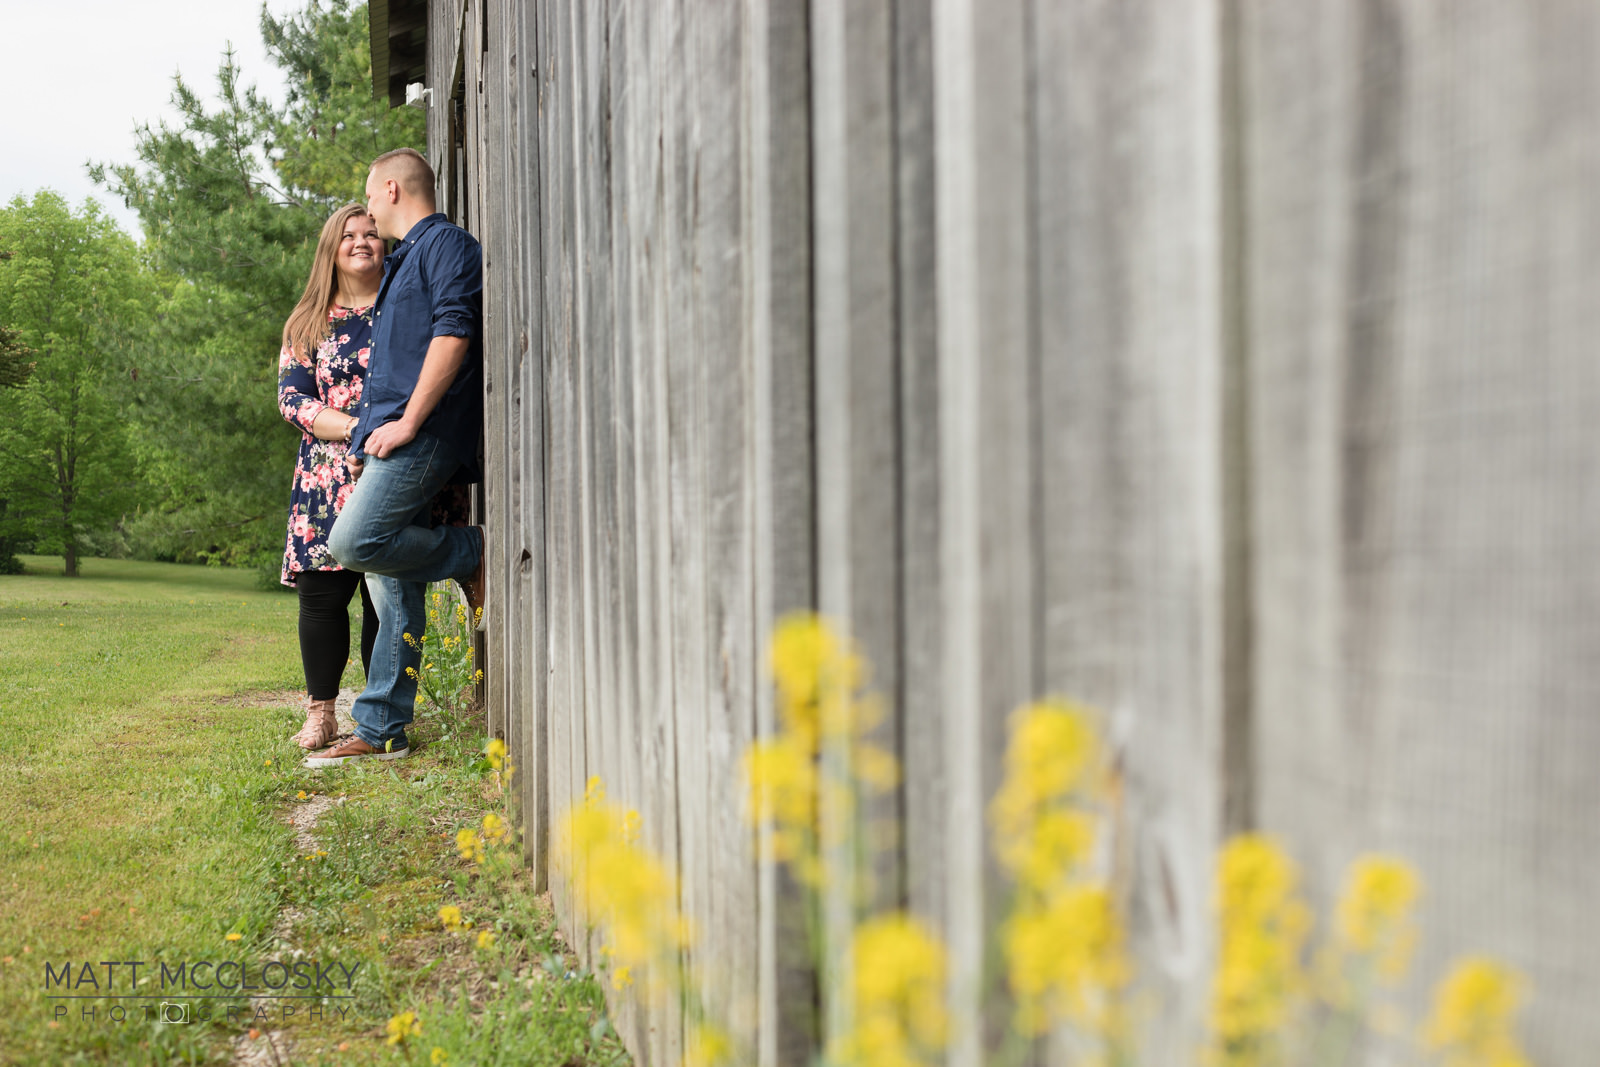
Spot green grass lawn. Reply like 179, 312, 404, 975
0, 557, 627, 1066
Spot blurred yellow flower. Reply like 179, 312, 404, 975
430, 1047, 449, 1065
1335, 855, 1422, 982
438, 905, 464, 931
1003, 884, 1127, 1035
456, 829, 485, 864
684, 1022, 733, 1067
990, 701, 1096, 853
1208, 835, 1312, 1065
385, 1010, 422, 1046
475, 930, 496, 950
555, 777, 688, 988
1424, 957, 1531, 1067
225, 932, 242, 942
482, 812, 511, 847
769, 614, 873, 743
829, 913, 948, 1067
485, 738, 507, 771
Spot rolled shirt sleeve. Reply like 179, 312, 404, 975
429, 228, 483, 340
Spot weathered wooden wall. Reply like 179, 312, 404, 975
421, 0, 1600, 1063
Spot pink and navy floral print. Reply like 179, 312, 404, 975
277, 305, 372, 585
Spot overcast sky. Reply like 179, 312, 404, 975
1, 0, 294, 237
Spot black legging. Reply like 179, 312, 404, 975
296, 569, 377, 700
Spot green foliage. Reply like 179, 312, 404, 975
0, 318, 32, 390
0, 193, 158, 576
90, 0, 423, 565
406, 583, 485, 731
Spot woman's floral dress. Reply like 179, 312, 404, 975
278, 305, 372, 586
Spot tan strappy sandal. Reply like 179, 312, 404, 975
293, 697, 340, 750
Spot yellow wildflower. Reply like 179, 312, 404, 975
769, 614, 873, 742
225, 932, 242, 942
1424, 957, 1531, 1067
555, 777, 688, 981
1002, 885, 1128, 1035
482, 812, 511, 847
1002, 808, 1096, 898
684, 1022, 734, 1067
475, 930, 496, 950
485, 737, 507, 771
295, 791, 307, 800
430, 1048, 449, 1065
1335, 854, 1422, 982
611, 965, 632, 990
854, 741, 900, 793
385, 1010, 422, 1046
438, 905, 464, 931
990, 701, 1097, 853
456, 828, 486, 864
1208, 835, 1312, 1064
829, 913, 948, 1067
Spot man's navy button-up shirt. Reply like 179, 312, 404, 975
355, 213, 484, 479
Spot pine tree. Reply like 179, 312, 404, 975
89, 0, 423, 565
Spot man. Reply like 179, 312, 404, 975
307, 147, 486, 767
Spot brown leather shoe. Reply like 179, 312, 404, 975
293, 697, 340, 750
304, 734, 409, 768
456, 526, 486, 632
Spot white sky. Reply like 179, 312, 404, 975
0, 0, 296, 237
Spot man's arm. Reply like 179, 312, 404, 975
362, 334, 471, 458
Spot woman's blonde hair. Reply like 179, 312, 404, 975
281, 203, 374, 364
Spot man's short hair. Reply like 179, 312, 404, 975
371, 148, 437, 202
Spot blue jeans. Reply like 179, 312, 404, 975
326, 432, 482, 749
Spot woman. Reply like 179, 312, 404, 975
277, 204, 385, 749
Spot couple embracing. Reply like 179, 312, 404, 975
275, 147, 486, 767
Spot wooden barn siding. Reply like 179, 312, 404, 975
422, 0, 1600, 1063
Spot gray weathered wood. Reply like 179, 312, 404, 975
1244, 3, 1600, 1060
1033, 2, 1230, 1060
745, 0, 818, 1062
430, 1, 1600, 1063
810, 0, 902, 1050
932, 0, 1034, 1061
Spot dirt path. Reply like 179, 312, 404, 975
229, 689, 357, 1067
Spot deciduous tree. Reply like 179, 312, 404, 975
0, 193, 155, 576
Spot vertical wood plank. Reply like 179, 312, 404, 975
932, 0, 1035, 1059
744, 0, 818, 1062
691, 1, 762, 1049
893, 0, 945, 944
1032, 1, 1228, 1059
602, 0, 649, 1054
667, 0, 716, 1049
809, 0, 901, 1052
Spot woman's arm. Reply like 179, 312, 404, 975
308, 407, 360, 443
278, 345, 358, 442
